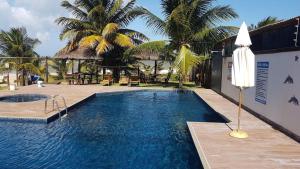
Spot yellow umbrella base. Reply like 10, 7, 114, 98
229, 130, 248, 139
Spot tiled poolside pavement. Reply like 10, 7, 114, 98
0, 85, 299, 168
189, 89, 300, 169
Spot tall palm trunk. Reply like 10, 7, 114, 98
20, 58, 26, 86
16, 68, 18, 86
22, 69, 26, 86
179, 74, 183, 88
16, 59, 19, 86
165, 67, 173, 84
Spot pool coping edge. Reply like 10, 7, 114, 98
0, 88, 178, 123
187, 122, 211, 169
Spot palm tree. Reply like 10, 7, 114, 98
56, 0, 149, 56
248, 16, 281, 31
49, 59, 72, 80
257, 16, 280, 28
128, 0, 238, 87
124, 40, 176, 83
0, 27, 40, 86
248, 24, 257, 31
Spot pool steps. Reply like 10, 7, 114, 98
44, 95, 68, 120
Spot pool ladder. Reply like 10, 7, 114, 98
44, 95, 68, 120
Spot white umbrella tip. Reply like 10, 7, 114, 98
235, 21, 252, 46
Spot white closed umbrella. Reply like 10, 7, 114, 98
230, 22, 255, 139
232, 47, 255, 87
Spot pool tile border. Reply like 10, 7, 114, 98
0, 88, 181, 123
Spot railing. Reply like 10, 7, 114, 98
44, 95, 68, 120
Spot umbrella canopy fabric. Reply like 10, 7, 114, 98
232, 47, 255, 87
232, 22, 255, 88
235, 22, 252, 46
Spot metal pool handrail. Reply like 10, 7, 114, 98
44, 95, 68, 119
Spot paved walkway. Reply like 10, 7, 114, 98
190, 89, 300, 169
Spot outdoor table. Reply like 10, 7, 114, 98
83, 73, 93, 84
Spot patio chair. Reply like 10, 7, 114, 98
65, 74, 74, 85
119, 76, 129, 86
31, 75, 40, 84
129, 75, 140, 86
101, 75, 113, 86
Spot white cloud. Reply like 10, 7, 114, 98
36, 32, 50, 43
0, 0, 68, 56
11, 7, 37, 27
14, 0, 63, 16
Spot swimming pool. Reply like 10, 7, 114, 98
0, 94, 49, 103
0, 90, 225, 169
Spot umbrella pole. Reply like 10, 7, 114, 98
238, 87, 242, 131
229, 87, 248, 139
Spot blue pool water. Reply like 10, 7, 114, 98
0, 90, 225, 169
0, 94, 49, 103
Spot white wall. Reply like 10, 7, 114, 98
221, 50, 300, 136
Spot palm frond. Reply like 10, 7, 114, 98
102, 23, 119, 37
61, 0, 88, 20
96, 39, 113, 55
80, 35, 102, 48
114, 33, 134, 48
87, 4, 107, 21
198, 5, 238, 27
133, 7, 166, 34
161, 0, 181, 17
118, 29, 149, 42
173, 45, 202, 77
107, 0, 123, 19
109, 0, 137, 26
74, 0, 94, 12
257, 16, 281, 28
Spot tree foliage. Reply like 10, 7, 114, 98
127, 0, 238, 86
248, 16, 281, 30
56, 0, 150, 56
257, 16, 280, 28
0, 27, 40, 85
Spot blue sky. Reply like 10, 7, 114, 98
129, 0, 300, 41
0, 0, 299, 56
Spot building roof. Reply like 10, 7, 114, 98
215, 16, 300, 55
132, 52, 161, 61
219, 16, 300, 43
55, 47, 102, 60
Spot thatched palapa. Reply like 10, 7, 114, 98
55, 47, 102, 60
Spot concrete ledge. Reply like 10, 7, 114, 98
188, 122, 211, 169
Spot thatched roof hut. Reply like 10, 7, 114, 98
126, 41, 167, 61
132, 53, 160, 61
55, 47, 102, 60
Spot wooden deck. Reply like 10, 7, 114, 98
190, 89, 300, 169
